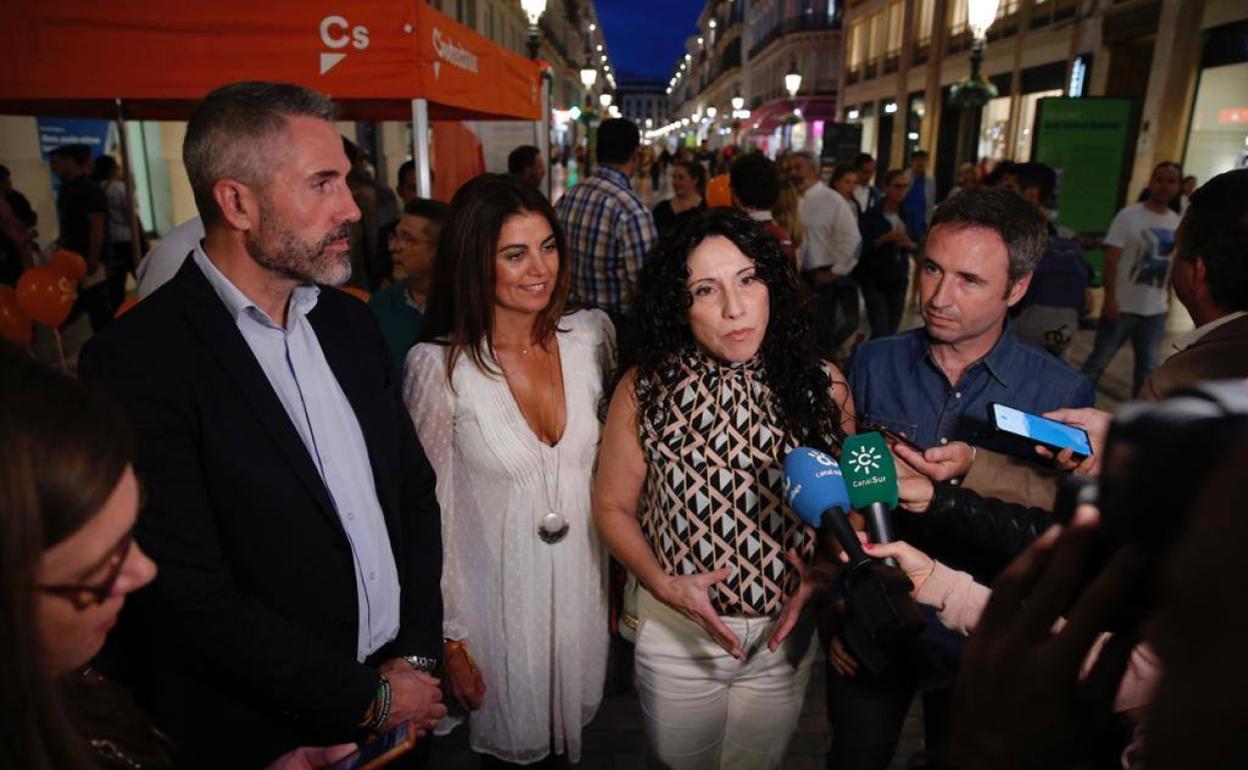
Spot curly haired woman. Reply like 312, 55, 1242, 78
593, 207, 855, 769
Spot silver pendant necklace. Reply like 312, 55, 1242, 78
535, 341, 567, 544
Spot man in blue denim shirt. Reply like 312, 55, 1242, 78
833, 187, 1094, 770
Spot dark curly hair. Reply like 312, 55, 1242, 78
616, 207, 846, 451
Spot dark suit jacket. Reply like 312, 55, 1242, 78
1140, 313, 1248, 400
79, 257, 443, 768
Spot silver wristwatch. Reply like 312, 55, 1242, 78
403, 654, 438, 673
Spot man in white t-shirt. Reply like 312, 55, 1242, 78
1080, 162, 1182, 396
791, 151, 862, 356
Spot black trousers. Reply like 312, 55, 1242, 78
812, 277, 861, 359
858, 274, 907, 340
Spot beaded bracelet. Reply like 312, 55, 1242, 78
368, 676, 392, 733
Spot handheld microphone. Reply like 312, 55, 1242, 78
841, 432, 900, 563
784, 446, 925, 675
783, 446, 870, 570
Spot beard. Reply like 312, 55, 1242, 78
247, 212, 354, 287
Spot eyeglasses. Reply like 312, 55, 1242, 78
32, 528, 135, 610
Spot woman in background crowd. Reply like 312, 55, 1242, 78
855, 169, 918, 338
89, 155, 136, 313
404, 174, 613, 767
653, 160, 708, 236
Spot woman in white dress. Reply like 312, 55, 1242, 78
403, 174, 613, 767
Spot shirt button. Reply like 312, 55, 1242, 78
368, 571, 376, 581
939, 437, 949, 445
954, 392, 962, 399
346, 512, 355, 521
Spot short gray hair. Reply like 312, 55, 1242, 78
791, 151, 819, 172
184, 81, 337, 225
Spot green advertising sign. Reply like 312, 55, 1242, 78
1032, 97, 1134, 236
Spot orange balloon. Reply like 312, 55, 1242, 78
341, 286, 370, 303
0, 285, 33, 346
16, 267, 77, 328
115, 297, 140, 318
49, 249, 87, 282
707, 174, 732, 207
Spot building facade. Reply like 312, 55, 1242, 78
618, 80, 670, 127
660, 0, 844, 156
839, 0, 1248, 202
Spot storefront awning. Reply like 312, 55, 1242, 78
746, 97, 839, 134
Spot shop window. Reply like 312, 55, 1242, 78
1183, 61, 1248, 188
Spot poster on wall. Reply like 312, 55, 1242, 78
35, 117, 115, 191
1031, 97, 1134, 235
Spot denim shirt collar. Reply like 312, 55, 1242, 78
911, 320, 1017, 388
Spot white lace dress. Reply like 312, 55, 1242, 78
402, 309, 614, 764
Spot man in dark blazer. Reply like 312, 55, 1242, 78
80, 82, 446, 768
1141, 167, 1248, 399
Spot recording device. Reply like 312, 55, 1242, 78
990, 402, 1093, 461
785, 447, 924, 675
323, 722, 419, 770
1054, 381, 1248, 627
841, 432, 900, 563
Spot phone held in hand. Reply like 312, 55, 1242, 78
324, 722, 418, 770
989, 403, 1092, 461
858, 421, 923, 453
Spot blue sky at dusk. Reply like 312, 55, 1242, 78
595, 0, 703, 81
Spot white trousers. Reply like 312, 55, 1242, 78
633, 588, 817, 770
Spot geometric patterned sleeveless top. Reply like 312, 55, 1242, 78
638, 347, 816, 617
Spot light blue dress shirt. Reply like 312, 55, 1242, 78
193, 247, 401, 662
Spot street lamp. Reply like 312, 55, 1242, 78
731, 93, 745, 111
784, 61, 802, 98
950, 0, 1002, 163
645, 118, 653, 129
579, 63, 597, 89
706, 106, 717, 120
519, 0, 546, 60
600, 92, 613, 110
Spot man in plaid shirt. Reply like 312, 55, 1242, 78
555, 119, 658, 320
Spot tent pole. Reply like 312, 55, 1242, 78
412, 98, 432, 199
114, 99, 143, 271
538, 71, 551, 199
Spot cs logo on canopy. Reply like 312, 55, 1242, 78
320, 16, 371, 75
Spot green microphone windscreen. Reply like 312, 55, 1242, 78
841, 432, 899, 509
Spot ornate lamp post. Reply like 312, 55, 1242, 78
520, 0, 547, 60
784, 60, 802, 149
950, 0, 1001, 165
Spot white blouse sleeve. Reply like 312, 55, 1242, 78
402, 344, 467, 641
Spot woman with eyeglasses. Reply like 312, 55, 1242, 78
854, 169, 919, 339
0, 345, 369, 770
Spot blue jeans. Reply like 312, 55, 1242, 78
1080, 311, 1166, 397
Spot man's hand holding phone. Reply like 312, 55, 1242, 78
379, 659, 446, 732
892, 440, 976, 483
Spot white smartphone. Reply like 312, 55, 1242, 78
990, 403, 1093, 461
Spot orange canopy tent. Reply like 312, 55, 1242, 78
0, 0, 544, 197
